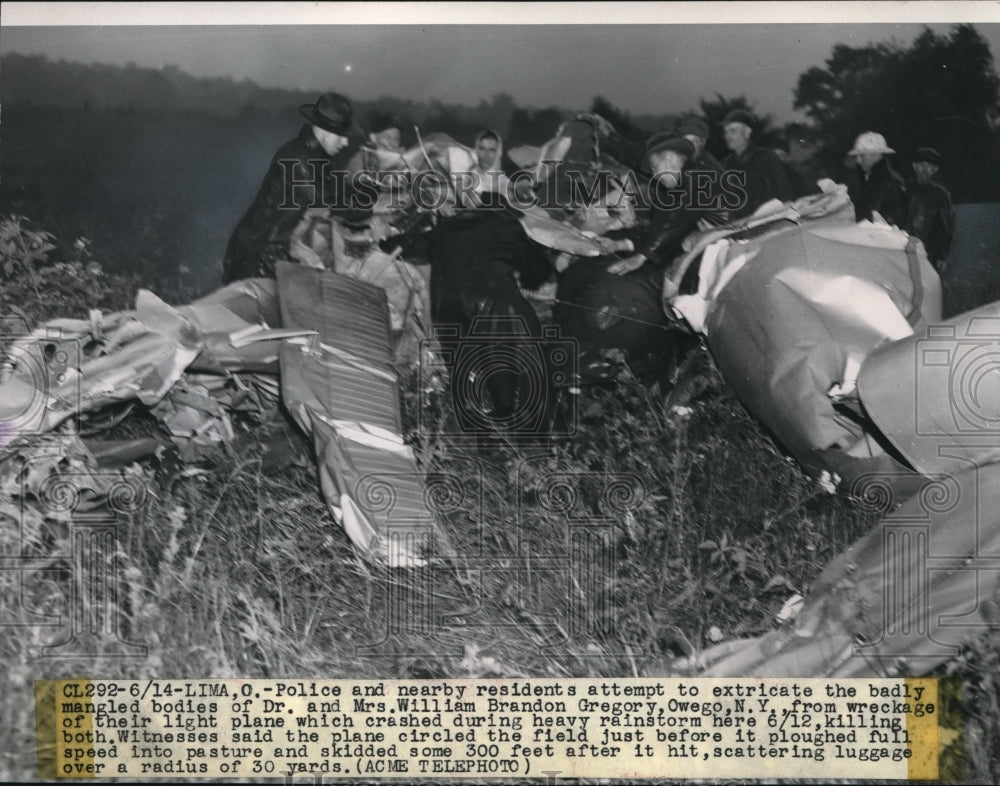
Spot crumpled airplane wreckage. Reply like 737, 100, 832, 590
2, 117, 999, 677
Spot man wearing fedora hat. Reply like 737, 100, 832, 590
844, 131, 907, 228
222, 92, 362, 283
905, 147, 954, 271
719, 109, 795, 220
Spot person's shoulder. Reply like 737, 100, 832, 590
744, 144, 784, 169
884, 161, 906, 185
274, 125, 319, 158
927, 179, 952, 197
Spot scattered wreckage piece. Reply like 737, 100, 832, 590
288, 206, 432, 367
663, 184, 1000, 678
390, 128, 634, 259
275, 262, 436, 567
0, 292, 202, 437
0, 266, 437, 567
674, 459, 1000, 677
857, 300, 1000, 478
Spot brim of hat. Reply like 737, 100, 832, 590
678, 127, 709, 139
849, 146, 895, 155
299, 104, 354, 136
646, 144, 692, 160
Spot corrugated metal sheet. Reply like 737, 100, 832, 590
276, 262, 435, 566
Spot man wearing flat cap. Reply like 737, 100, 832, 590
222, 92, 362, 282
555, 134, 701, 380
675, 115, 730, 224
905, 147, 954, 271
844, 131, 907, 228
607, 134, 702, 275
719, 109, 795, 220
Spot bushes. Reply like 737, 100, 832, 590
0, 215, 136, 330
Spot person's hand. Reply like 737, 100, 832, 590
597, 237, 634, 255
607, 253, 646, 276
512, 178, 536, 204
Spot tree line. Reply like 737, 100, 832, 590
3, 24, 998, 204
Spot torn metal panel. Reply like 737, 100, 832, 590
187, 324, 315, 375
312, 415, 433, 566
858, 300, 1000, 477
150, 376, 236, 462
517, 205, 623, 257
677, 462, 1000, 677
0, 290, 203, 437
279, 340, 400, 435
186, 277, 281, 328
281, 341, 434, 567
332, 243, 432, 366
180, 279, 310, 374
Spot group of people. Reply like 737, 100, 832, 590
222, 90, 956, 290
844, 131, 954, 269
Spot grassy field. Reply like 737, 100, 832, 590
1, 290, 999, 781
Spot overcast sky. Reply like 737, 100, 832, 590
2, 3, 999, 122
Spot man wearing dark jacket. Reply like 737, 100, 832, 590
844, 131, 908, 228
553, 136, 701, 381
606, 135, 699, 274
719, 109, 796, 220
222, 92, 361, 283
905, 147, 954, 271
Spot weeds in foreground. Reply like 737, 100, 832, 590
1, 220, 999, 781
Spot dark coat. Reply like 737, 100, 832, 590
428, 206, 560, 427
222, 124, 359, 283
429, 207, 551, 328
846, 158, 908, 228
906, 179, 954, 269
722, 143, 797, 219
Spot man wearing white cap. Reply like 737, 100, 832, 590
845, 131, 907, 227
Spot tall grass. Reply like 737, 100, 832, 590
1, 220, 998, 781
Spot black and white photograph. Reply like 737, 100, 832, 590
1, 1, 1000, 781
